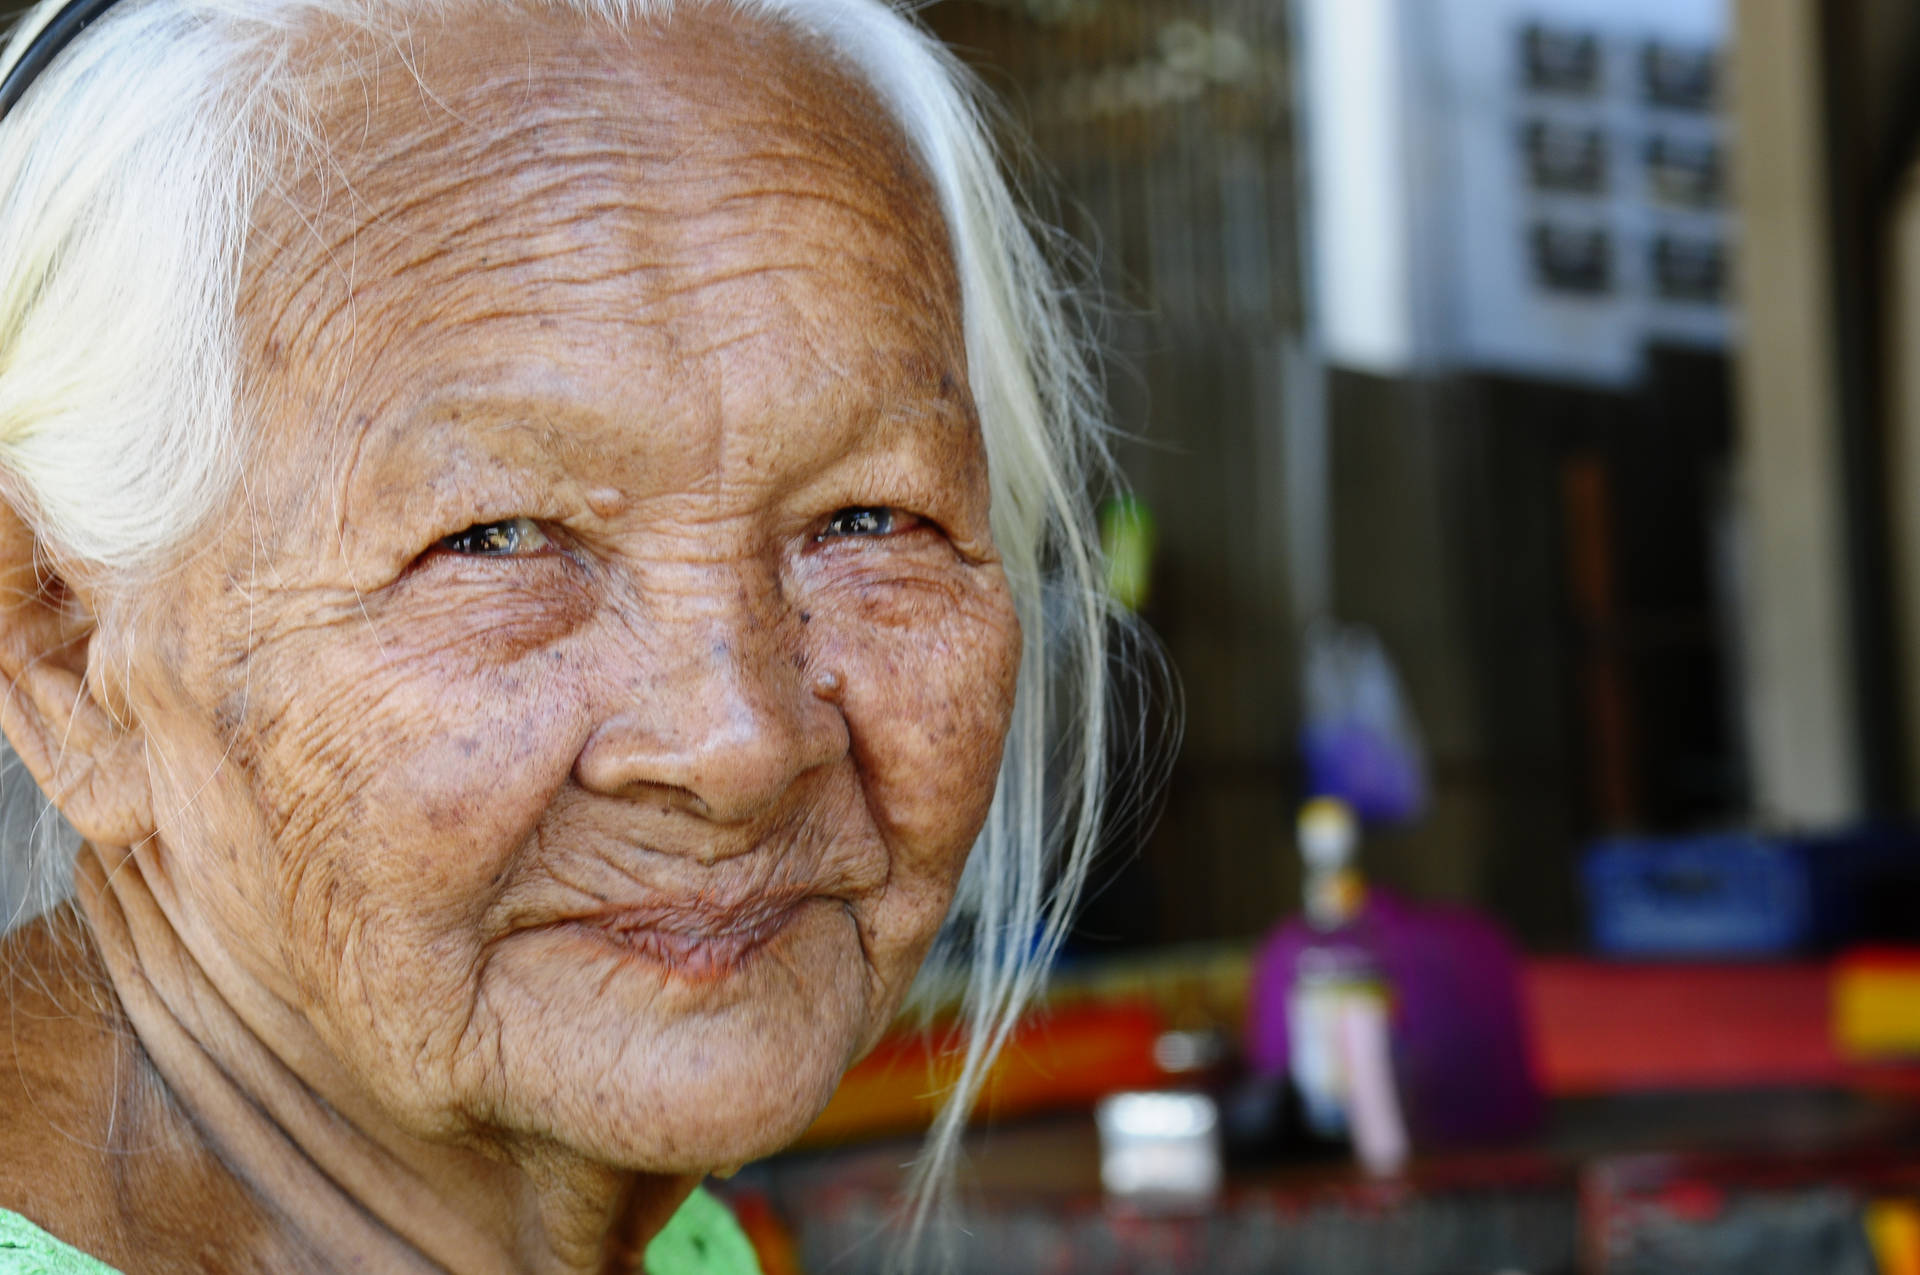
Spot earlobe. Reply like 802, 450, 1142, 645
0, 499, 154, 848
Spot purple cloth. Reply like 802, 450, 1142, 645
1247, 889, 1543, 1147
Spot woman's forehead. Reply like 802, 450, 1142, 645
236, 4, 966, 504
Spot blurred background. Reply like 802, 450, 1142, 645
732, 1, 1920, 1272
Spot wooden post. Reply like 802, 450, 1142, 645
1884, 166, 1920, 811
1729, 0, 1863, 824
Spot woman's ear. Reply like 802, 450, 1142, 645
0, 498, 153, 847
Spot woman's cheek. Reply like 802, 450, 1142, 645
815, 569, 1020, 858
245, 643, 586, 1010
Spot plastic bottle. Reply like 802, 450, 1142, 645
1282, 797, 1410, 1176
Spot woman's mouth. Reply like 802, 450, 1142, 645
562, 891, 812, 979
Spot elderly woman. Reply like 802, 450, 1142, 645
0, 0, 1115, 1270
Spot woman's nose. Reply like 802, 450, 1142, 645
572, 624, 848, 826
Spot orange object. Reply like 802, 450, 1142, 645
797, 1000, 1171, 1146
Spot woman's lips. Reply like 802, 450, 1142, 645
560, 890, 812, 978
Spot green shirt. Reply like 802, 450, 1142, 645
0, 1187, 762, 1275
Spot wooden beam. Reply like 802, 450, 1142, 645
1730, 0, 1863, 824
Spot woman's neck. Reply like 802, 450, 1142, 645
72, 842, 690, 1274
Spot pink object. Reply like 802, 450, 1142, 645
1334, 992, 1410, 1175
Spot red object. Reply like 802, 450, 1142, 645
1834, 946, 1920, 973
724, 1190, 805, 1275
1524, 959, 1845, 1093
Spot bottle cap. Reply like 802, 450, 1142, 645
1298, 796, 1358, 870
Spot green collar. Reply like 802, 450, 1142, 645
0, 1210, 116, 1275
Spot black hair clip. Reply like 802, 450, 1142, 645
0, 0, 127, 119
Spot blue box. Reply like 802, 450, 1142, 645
1582, 834, 1812, 958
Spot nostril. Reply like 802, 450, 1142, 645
579, 772, 713, 818
652, 786, 711, 820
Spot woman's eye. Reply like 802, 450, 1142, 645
820, 507, 901, 540
438, 517, 551, 557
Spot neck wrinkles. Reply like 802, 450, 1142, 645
73, 841, 562, 1275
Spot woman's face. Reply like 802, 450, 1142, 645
116, 9, 1019, 1171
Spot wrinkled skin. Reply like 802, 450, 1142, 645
0, 6, 1019, 1271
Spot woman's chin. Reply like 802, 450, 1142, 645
464, 898, 874, 1171
592, 1065, 841, 1173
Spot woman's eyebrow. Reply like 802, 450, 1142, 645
378, 391, 613, 462
336, 411, 578, 526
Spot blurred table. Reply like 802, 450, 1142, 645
739, 1089, 1920, 1275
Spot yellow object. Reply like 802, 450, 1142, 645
1299, 796, 1356, 835
1099, 495, 1156, 612
1834, 955, 1920, 1058
1298, 797, 1362, 929
1867, 1200, 1920, 1275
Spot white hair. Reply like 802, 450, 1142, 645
0, 0, 1117, 1262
